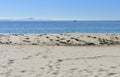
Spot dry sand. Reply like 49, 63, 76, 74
0, 45, 120, 77
0, 33, 120, 77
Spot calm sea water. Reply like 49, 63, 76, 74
0, 21, 120, 33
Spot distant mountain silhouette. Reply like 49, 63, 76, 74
0, 18, 36, 21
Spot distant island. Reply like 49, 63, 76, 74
0, 18, 36, 21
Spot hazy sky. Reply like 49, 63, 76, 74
0, 0, 120, 20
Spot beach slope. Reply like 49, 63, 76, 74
0, 33, 120, 46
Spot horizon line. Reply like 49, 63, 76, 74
0, 19, 120, 21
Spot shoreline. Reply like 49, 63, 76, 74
0, 33, 120, 46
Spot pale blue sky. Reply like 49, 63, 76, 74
0, 0, 120, 20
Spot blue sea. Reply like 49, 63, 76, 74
0, 21, 120, 33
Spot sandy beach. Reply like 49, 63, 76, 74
0, 33, 120, 77
1, 0, 120, 76
0, 33, 120, 46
